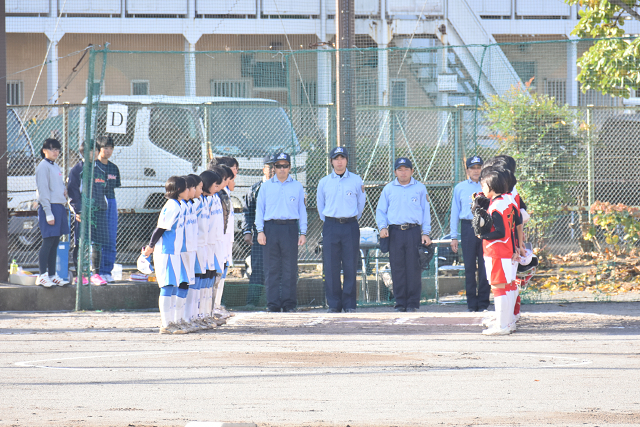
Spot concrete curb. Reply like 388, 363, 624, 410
185, 423, 257, 427
0, 282, 160, 311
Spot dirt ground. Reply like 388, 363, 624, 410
1, 302, 640, 427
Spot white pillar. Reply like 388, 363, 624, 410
46, 34, 61, 116
188, 0, 196, 18
184, 40, 197, 97
437, 32, 449, 142
317, 0, 331, 141
567, 35, 578, 106
378, 0, 390, 146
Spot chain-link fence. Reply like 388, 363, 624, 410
8, 39, 640, 307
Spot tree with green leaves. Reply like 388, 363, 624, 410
483, 82, 588, 247
567, 0, 640, 97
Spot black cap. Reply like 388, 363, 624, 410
274, 152, 291, 164
394, 157, 413, 170
263, 154, 275, 164
466, 155, 483, 168
329, 146, 348, 159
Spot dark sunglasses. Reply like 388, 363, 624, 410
274, 164, 290, 169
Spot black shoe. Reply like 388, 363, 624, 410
467, 308, 478, 312
344, 308, 356, 313
326, 308, 341, 313
406, 307, 418, 312
282, 307, 297, 313
267, 307, 281, 312
394, 307, 406, 312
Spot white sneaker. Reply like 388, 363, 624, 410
36, 274, 54, 288
482, 325, 511, 336
508, 322, 517, 332
160, 322, 180, 334
50, 274, 69, 286
515, 313, 521, 322
172, 322, 189, 334
103, 274, 115, 283
481, 315, 496, 328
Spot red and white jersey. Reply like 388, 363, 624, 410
483, 195, 516, 259
511, 186, 523, 211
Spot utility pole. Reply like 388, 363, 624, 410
0, 0, 8, 282
335, 0, 356, 170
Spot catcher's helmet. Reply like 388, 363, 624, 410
517, 254, 538, 274
137, 254, 154, 275
418, 243, 434, 270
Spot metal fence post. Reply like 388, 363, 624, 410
77, 48, 96, 311
454, 106, 462, 185
62, 104, 69, 182
587, 105, 594, 222
390, 109, 395, 179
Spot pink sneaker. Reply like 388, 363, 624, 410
90, 274, 107, 286
75, 276, 89, 286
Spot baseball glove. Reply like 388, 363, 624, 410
471, 192, 490, 212
472, 207, 493, 236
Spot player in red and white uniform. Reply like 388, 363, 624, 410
478, 169, 517, 336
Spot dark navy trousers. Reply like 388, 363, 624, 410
246, 230, 265, 305
389, 226, 422, 309
460, 219, 490, 311
263, 221, 298, 311
322, 219, 359, 311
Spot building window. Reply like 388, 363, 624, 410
545, 79, 566, 106
356, 78, 378, 106
298, 81, 317, 105
391, 79, 407, 129
512, 61, 536, 87
7, 81, 23, 105
131, 80, 149, 96
211, 80, 250, 98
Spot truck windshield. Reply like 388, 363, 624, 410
208, 105, 299, 157
7, 109, 35, 176
150, 107, 204, 168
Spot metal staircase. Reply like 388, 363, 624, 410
400, 0, 524, 106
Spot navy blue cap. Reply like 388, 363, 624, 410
329, 146, 348, 159
394, 157, 413, 170
263, 154, 275, 164
466, 155, 483, 168
274, 152, 291, 164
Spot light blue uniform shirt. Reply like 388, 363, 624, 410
255, 175, 308, 234
316, 169, 366, 221
376, 177, 431, 235
449, 178, 482, 239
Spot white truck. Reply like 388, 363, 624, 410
82, 96, 306, 258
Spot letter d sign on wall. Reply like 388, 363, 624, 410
106, 104, 128, 134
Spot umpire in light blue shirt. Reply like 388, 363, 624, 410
316, 146, 366, 313
376, 157, 431, 312
256, 152, 307, 313
450, 155, 490, 312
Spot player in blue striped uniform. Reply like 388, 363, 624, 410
142, 176, 188, 334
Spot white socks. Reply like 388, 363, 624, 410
159, 295, 173, 327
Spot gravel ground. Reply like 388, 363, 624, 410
1, 302, 639, 427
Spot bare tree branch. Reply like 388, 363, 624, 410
608, 0, 640, 22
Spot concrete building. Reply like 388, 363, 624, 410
6, 0, 626, 108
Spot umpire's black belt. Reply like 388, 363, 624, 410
389, 223, 420, 231
461, 219, 472, 224
326, 216, 357, 224
266, 219, 297, 225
